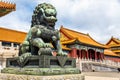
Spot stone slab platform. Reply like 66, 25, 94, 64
2, 68, 80, 75
0, 73, 84, 80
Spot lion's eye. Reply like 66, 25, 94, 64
45, 12, 56, 17
45, 9, 56, 17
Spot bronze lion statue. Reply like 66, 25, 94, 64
19, 3, 67, 63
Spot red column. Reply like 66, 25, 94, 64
79, 49, 81, 59
81, 50, 83, 59
95, 50, 97, 60
71, 49, 73, 58
101, 53, 104, 61
71, 48, 77, 58
99, 53, 102, 60
101, 53, 104, 60
103, 53, 105, 59
90, 51, 92, 59
86, 50, 89, 59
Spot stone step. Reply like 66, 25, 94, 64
83, 72, 120, 78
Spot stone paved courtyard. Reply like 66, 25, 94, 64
0, 72, 119, 80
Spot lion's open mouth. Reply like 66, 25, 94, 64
48, 22, 55, 27
44, 16, 57, 22
44, 17, 56, 27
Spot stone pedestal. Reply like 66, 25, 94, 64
6, 55, 76, 68
2, 55, 80, 75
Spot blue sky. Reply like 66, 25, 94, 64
0, 0, 120, 44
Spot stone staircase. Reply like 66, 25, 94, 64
76, 58, 120, 72
83, 72, 120, 77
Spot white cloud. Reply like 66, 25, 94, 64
0, 0, 35, 32
0, 0, 120, 44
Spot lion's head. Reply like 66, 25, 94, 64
31, 3, 57, 29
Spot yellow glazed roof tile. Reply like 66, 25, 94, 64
104, 49, 120, 57
60, 26, 107, 48
110, 44, 120, 48
0, 1, 16, 17
113, 38, 120, 43
112, 50, 120, 53
0, 1, 15, 9
61, 39, 76, 44
106, 37, 120, 46
0, 27, 27, 43
60, 33, 69, 42
106, 37, 120, 50
0, 27, 70, 50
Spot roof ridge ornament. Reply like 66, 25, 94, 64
0, 0, 16, 17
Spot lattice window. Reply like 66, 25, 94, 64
2, 41, 11, 47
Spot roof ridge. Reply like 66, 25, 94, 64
87, 34, 108, 48
0, 1, 15, 5
113, 37, 120, 43
61, 39, 76, 44
0, 1, 16, 10
106, 36, 119, 45
104, 49, 120, 57
60, 26, 74, 39
60, 26, 108, 48
60, 26, 88, 36
0, 27, 27, 34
